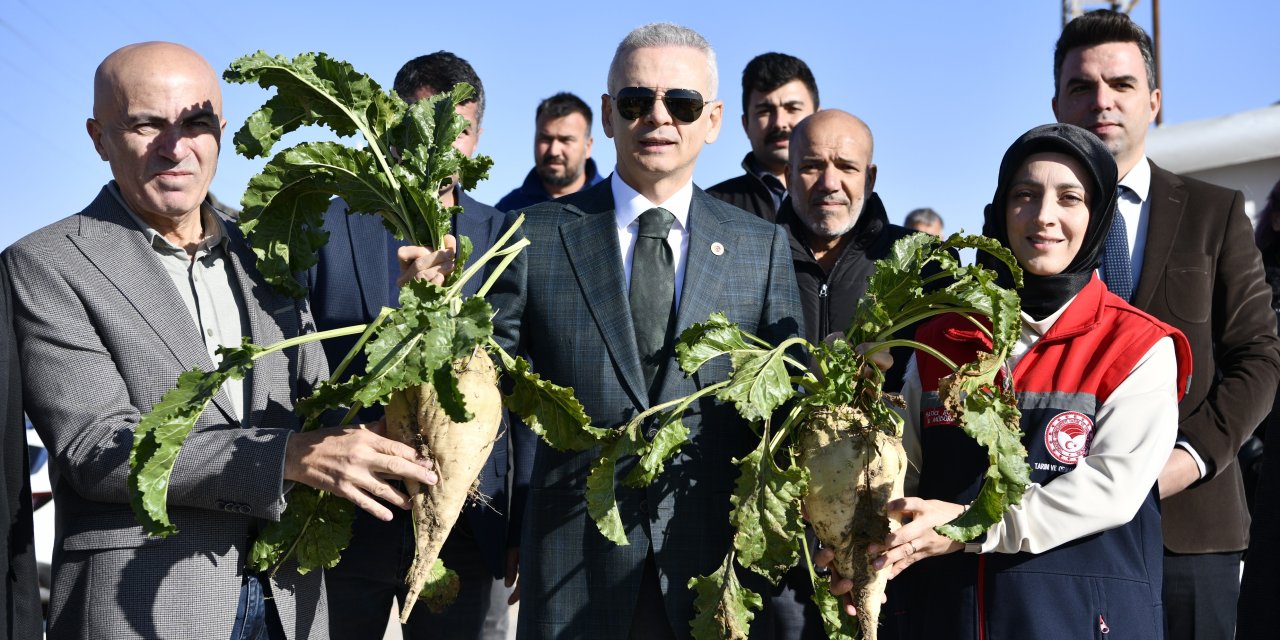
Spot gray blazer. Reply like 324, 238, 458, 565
492, 180, 803, 639
4, 186, 330, 640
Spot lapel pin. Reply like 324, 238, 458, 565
711, 242, 724, 256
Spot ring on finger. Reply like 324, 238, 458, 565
905, 540, 917, 555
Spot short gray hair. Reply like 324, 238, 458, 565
607, 23, 718, 100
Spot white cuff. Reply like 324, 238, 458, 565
1175, 439, 1208, 479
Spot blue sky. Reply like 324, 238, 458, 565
1, 1, 1276, 249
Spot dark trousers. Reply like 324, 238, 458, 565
1163, 551, 1241, 640
629, 554, 677, 640
230, 573, 285, 640
764, 528, 825, 640
326, 508, 495, 639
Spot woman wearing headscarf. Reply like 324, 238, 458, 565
867, 123, 1193, 639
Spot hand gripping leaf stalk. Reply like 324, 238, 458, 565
125, 52, 589, 622
532, 232, 1030, 640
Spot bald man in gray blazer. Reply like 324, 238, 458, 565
5, 42, 437, 640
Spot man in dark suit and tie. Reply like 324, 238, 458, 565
399, 22, 804, 639
488, 22, 802, 639
1053, 11, 1280, 639
308, 51, 509, 639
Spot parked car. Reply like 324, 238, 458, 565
27, 421, 52, 616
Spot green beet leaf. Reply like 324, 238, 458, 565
128, 339, 263, 536
586, 436, 633, 546
225, 50, 494, 298
238, 142, 391, 297
621, 410, 691, 488
497, 351, 607, 452
719, 343, 798, 423
936, 351, 1030, 541
224, 51, 401, 159
431, 360, 472, 423
811, 585, 857, 640
729, 442, 806, 582
675, 312, 755, 374
688, 556, 763, 640
249, 486, 353, 574
419, 559, 461, 614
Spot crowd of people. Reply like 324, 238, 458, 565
1, 8, 1278, 640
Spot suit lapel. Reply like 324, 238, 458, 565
225, 227, 288, 426
69, 189, 237, 422
560, 190, 649, 409
1132, 161, 1187, 309
345, 210, 390, 319
654, 192, 738, 401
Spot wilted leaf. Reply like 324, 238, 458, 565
622, 411, 690, 487
688, 558, 763, 640
811, 586, 857, 640
935, 352, 1030, 541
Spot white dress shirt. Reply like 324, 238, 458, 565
610, 170, 692, 311
1100, 155, 1152, 286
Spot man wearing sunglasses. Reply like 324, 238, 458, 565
708, 52, 819, 223
396, 21, 803, 640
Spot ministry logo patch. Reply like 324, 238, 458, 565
1044, 411, 1094, 465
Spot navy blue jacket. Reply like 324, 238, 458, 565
306, 190, 509, 578
495, 158, 603, 213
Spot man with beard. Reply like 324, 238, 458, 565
769, 109, 916, 639
708, 52, 818, 222
780, 110, 914, 386
497, 92, 603, 212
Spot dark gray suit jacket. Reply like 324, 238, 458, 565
4, 186, 330, 640
1131, 161, 1280, 553
491, 179, 803, 639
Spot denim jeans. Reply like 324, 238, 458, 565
230, 572, 285, 640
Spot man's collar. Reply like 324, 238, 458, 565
1119, 155, 1152, 203
108, 181, 227, 254
610, 169, 692, 232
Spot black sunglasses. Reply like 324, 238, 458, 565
611, 87, 707, 123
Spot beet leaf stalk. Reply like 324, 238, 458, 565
531, 232, 1030, 639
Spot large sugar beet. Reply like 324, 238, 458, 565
385, 346, 503, 621
798, 405, 907, 640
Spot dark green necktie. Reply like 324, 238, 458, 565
630, 207, 677, 397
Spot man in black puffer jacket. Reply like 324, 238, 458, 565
780, 109, 916, 390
